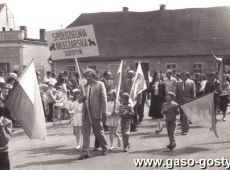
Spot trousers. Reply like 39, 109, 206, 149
82, 112, 108, 152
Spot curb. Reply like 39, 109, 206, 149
12, 119, 71, 138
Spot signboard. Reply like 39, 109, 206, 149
46, 25, 99, 60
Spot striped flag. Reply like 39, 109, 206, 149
5, 61, 47, 140
130, 62, 147, 103
180, 92, 218, 137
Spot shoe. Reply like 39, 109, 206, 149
118, 138, 122, 147
109, 146, 114, 150
123, 148, 128, 152
181, 131, 187, 135
222, 117, 226, 121
177, 123, 181, 126
102, 149, 109, 156
75, 145, 81, 150
123, 146, 130, 152
155, 127, 162, 134
131, 128, 137, 132
168, 143, 176, 151
94, 147, 100, 151
78, 154, 90, 160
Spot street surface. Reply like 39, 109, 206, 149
9, 108, 230, 170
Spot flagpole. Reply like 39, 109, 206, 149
75, 58, 92, 125
113, 60, 123, 112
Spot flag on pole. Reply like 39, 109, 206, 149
213, 54, 223, 86
111, 60, 123, 100
5, 60, 47, 139
75, 58, 92, 124
130, 62, 147, 103
180, 92, 218, 137
148, 70, 153, 83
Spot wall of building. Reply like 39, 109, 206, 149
0, 44, 21, 73
22, 44, 51, 78
53, 55, 218, 79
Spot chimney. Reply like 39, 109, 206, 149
159, 4, 166, 11
39, 29, 46, 41
20, 26, 27, 38
123, 7, 129, 12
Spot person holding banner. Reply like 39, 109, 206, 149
79, 68, 108, 159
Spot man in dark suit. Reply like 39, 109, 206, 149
79, 69, 108, 159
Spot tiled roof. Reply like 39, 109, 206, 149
68, 6, 230, 58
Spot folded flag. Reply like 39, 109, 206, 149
180, 92, 218, 137
5, 61, 47, 140
130, 62, 147, 104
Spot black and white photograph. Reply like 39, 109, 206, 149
1, 0, 230, 169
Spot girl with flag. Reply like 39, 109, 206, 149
106, 90, 122, 150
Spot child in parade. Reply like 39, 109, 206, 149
161, 92, 179, 150
54, 86, 64, 120
69, 89, 83, 150
46, 82, 56, 122
119, 93, 134, 152
0, 108, 13, 170
106, 90, 122, 150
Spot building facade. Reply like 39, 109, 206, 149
0, 29, 50, 78
52, 6, 230, 78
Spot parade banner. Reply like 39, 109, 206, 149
130, 62, 147, 103
180, 93, 218, 137
5, 61, 47, 140
46, 25, 99, 60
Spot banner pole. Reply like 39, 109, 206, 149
75, 58, 92, 125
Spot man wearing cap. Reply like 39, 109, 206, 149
79, 68, 108, 159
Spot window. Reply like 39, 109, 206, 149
165, 63, 177, 74
193, 63, 203, 73
87, 65, 98, 71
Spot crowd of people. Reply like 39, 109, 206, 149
37, 67, 230, 159
0, 66, 229, 165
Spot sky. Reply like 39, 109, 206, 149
2, 0, 230, 38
